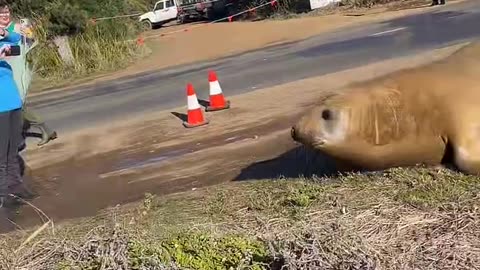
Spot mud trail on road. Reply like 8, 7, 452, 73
17, 118, 301, 229
18, 106, 311, 229
13, 43, 466, 231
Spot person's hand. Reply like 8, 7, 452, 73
0, 44, 11, 58
19, 25, 26, 36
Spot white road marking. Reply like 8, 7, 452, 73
369, 27, 407, 37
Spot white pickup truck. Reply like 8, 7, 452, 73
139, 0, 235, 29
139, 0, 179, 29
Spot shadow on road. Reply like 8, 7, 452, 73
233, 146, 352, 181
171, 111, 188, 122
198, 99, 210, 108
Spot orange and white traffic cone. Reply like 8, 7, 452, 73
183, 83, 209, 128
206, 70, 230, 112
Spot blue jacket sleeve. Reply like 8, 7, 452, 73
1, 31, 22, 44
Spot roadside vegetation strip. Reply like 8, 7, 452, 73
29, 18, 148, 85
1, 166, 479, 269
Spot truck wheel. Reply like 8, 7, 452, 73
177, 15, 187, 24
141, 19, 152, 30
205, 8, 216, 21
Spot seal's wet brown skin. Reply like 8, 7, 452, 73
291, 41, 480, 175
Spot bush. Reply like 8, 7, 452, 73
8, 0, 155, 36
6, 0, 152, 84
29, 18, 145, 83
45, 1, 88, 37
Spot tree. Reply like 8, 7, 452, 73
45, 1, 88, 38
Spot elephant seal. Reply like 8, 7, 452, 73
291, 41, 480, 175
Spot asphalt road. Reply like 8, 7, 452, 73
29, 0, 480, 135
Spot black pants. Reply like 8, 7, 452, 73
432, 0, 445, 5
0, 108, 23, 198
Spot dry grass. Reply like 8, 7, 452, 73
27, 17, 149, 92
1, 166, 480, 269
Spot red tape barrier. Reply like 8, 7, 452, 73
91, 13, 143, 23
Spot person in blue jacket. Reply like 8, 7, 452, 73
1, 3, 58, 148
0, 25, 31, 208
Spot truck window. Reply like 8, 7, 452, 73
166, 0, 175, 7
154, 1, 164, 10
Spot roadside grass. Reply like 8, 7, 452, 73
0, 166, 479, 269
28, 18, 150, 92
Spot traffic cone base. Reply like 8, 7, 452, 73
183, 117, 210, 128
206, 99, 231, 112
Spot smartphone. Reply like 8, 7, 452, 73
4, 45, 20, 56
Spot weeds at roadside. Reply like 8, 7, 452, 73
29, 18, 148, 91
386, 167, 480, 209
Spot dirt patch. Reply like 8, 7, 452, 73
28, 0, 457, 95
10, 42, 469, 231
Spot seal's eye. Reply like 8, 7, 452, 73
321, 109, 332, 121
